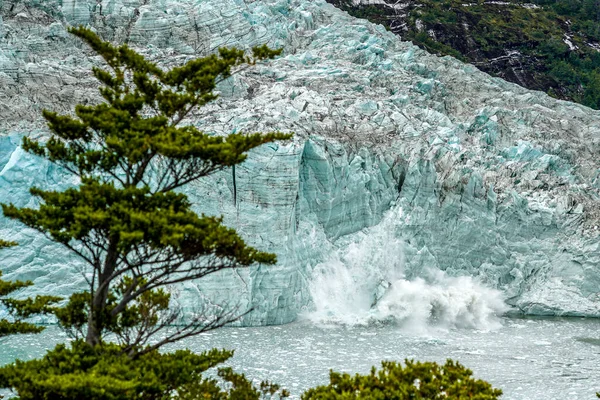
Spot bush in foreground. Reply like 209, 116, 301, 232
0, 341, 288, 400
302, 359, 502, 400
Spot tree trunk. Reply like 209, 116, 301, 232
86, 236, 119, 346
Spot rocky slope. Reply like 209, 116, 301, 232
327, 0, 600, 109
0, 0, 599, 325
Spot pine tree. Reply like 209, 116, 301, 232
1, 26, 291, 351
0, 25, 292, 399
0, 240, 61, 338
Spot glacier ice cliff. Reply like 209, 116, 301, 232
1, 0, 600, 325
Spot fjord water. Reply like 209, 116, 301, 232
173, 319, 600, 400
1, 317, 599, 400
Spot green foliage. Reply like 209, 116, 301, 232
0, 26, 291, 349
583, 71, 600, 109
0, 350, 503, 400
406, 0, 600, 108
54, 281, 172, 349
411, 32, 465, 61
549, 61, 580, 86
302, 359, 502, 400
0, 241, 61, 338
333, 0, 600, 109
0, 340, 289, 400
0, 341, 286, 400
2, 182, 276, 265
53, 292, 90, 339
333, 1, 392, 30
178, 367, 289, 400
108, 276, 170, 343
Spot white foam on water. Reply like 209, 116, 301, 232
304, 207, 508, 331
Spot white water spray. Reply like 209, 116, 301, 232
304, 207, 508, 330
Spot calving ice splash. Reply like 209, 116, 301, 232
305, 206, 508, 329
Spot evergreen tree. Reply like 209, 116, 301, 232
0, 25, 292, 399
0, 240, 61, 338
302, 359, 502, 400
1, 26, 291, 351
0, 343, 289, 400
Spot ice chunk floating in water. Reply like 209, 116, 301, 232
306, 207, 508, 329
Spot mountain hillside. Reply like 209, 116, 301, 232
327, 0, 600, 109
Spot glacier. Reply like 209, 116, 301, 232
0, 0, 600, 326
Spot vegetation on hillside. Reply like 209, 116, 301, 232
330, 0, 600, 109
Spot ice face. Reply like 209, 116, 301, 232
0, 0, 599, 325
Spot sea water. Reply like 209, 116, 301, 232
1, 317, 599, 399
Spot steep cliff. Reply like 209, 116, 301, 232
1, 0, 599, 325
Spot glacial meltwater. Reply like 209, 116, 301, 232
1, 317, 599, 399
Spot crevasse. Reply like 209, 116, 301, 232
0, 0, 599, 325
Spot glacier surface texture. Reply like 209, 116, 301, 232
0, 0, 600, 325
